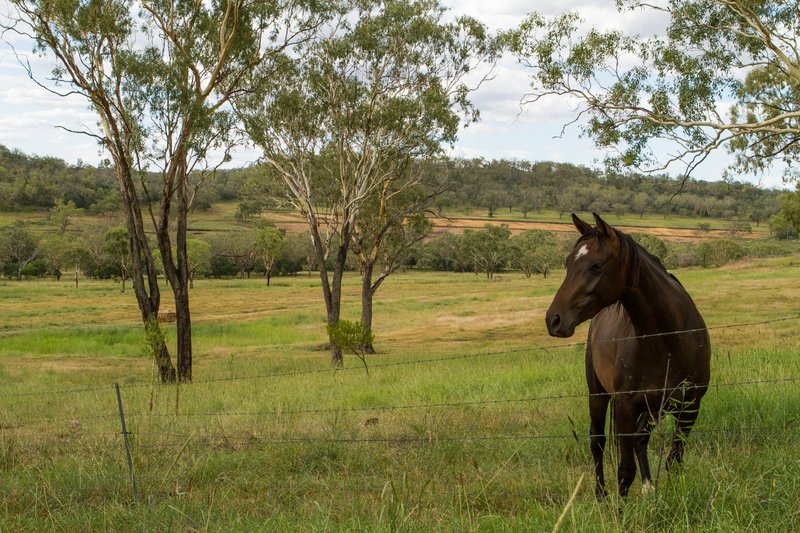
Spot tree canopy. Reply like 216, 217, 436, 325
510, 0, 800, 182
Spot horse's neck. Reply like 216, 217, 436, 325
620, 253, 687, 336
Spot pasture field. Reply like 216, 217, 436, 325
1, 257, 800, 531
0, 203, 773, 242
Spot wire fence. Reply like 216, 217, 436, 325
1, 315, 799, 500
0, 314, 796, 402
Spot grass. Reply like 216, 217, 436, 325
444, 208, 772, 234
1, 257, 800, 531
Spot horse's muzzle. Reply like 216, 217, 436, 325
546, 310, 575, 338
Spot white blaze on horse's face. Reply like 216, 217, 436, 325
574, 244, 589, 261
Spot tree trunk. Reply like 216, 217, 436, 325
308, 217, 345, 366
360, 262, 377, 354
156, 155, 193, 383
266, 269, 271, 286
117, 162, 176, 383
174, 285, 192, 381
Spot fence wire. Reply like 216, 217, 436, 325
1, 314, 796, 401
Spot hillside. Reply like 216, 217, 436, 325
0, 145, 784, 227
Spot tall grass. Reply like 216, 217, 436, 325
1, 258, 799, 530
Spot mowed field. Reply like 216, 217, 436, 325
1, 255, 800, 530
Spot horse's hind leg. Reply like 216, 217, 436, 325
634, 411, 655, 492
614, 400, 639, 497
668, 398, 701, 468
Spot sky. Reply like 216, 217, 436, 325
0, 1, 791, 190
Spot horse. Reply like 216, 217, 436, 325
545, 213, 710, 498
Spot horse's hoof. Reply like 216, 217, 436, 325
641, 480, 655, 495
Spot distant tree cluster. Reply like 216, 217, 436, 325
416, 225, 569, 279
1, 142, 783, 228
437, 159, 781, 224
0, 145, 119, 213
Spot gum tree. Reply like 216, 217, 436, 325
510, 1, 800, 183
240, 0, 494, 364
6, 0, 330, 381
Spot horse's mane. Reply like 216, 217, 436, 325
576, 227, 682, 288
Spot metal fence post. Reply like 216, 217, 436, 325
115, 382, 138, 501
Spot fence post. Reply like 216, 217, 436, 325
115, 382, 138, 502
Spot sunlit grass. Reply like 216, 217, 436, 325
1, 256, 799, 530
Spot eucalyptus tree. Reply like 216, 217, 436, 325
6, 0, 331, 381
103, 226, 131, 293
0, 221, 38, 280
240, 0, 494, 364
38, 233, 81, 281
5, 0, 175, 380
48, 199, 82, 234
511, 230, 562, 279
510, 0, 800, 182
186, 238, 211, 289
352, 161, 443, 353
463, 224, 512, 280
253, 225, 285, 286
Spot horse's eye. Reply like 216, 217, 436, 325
589, 262, 603, 273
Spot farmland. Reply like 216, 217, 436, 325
1, 254, 799, 531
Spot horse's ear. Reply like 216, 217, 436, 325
572, 213, 592, 235
593, 213, 613, 238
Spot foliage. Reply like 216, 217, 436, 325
326, 319, 375, 374
630, 233, 668, 261
511, 229, 563, 278
0, 140, 785, 223
697, 239, 745, 268
37, 233, 82, 280
510, 1, 800, 181
47, 200, 83, 234
0, 221, 38, 280
772, 185, 800, 239
186, 239, 212, 285
239, 0, 494, 364
253, 225, 286, 285
0, 145, 118, 212
461, 224, 512, 279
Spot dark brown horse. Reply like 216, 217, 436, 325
546, 213, 710, 498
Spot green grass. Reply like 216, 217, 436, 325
1, 258, 800, 531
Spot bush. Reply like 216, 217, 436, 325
21, 258, 48, 278
664, 243, 701, 269
209, 256, 239, 278
697, 239, 744, 268
631, 233, 668, 261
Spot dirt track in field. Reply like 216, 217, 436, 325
262, 212, 758, 242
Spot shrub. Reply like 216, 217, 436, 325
631, 233, 668, 261
664, 243, 700, 269
697, 239, 744, 268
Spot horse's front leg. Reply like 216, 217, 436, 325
615, 400, 638, 497
589, 392, 610, 499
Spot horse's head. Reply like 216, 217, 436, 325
546, 213, 629, 338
